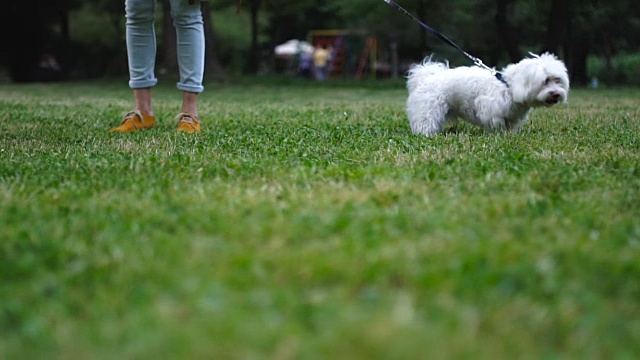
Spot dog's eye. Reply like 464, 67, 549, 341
544, 77, 559, 85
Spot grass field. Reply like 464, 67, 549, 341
1, 78, 639, 359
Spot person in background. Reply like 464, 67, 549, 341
111, 0, 207, 134
298, 48, 313, 79
312, 44, 330, 81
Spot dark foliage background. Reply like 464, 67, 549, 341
2, 0, 639, 86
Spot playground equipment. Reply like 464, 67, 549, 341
307, 29, 381, 79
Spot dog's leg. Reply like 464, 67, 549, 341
407, 95, 448, 136
474, 96, 510, 132
505, 110, 531, 133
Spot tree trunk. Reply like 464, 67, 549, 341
202, 1, 226, 80
495, 0, 520, 63
562, 3, 587, 86
161, 0, 178, 74
7, 3, 48, 82
542, 0, 569, 55
245, 0, 261, 74
58, 0, 70, 79
570, 39, 589, 86
416, 0, 429, 52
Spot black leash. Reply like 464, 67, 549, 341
383, 0, 508, 86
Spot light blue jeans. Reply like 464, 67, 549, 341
125, 0, 205, 93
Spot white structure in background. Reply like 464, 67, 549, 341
274, 39, 314, 57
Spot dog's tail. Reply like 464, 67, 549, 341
406, 57, 449, 93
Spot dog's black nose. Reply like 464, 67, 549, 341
551, 93, 560, 99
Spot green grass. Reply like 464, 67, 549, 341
1, 78, 639, 359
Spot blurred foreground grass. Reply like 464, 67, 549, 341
1, 79, 639, 359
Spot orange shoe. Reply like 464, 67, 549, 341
176, 113, 201, 134
110, 110, 156, 132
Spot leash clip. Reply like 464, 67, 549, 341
470, 56, 494, 74
471, 55, 508, 86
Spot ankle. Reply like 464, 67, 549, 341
181, 108, 197, 117
136, 109, 155, 117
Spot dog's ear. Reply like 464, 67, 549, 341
508, 62, 542, 104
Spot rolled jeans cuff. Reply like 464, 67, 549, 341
177, 82, 204, 93
129, 78, 158, 89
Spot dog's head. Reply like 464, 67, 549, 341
504, 52, 570, 106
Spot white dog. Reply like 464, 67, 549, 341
406, 52, 569, 136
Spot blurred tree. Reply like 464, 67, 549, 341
67, 0, 126, 77
246, 0, 262, 74
542, 0, 569, 55
4, 0, 82, 82
557, 0, 640, 85
2, 0, 639, 84
496, 0, 520, 63
202, 1, 227, 79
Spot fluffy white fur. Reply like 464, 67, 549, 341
406, 52, 569, 136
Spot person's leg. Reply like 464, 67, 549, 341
133, 88, 153, 116
170, 0, 205, 133
111, 0, 157, 132
181, 91, 199, 115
